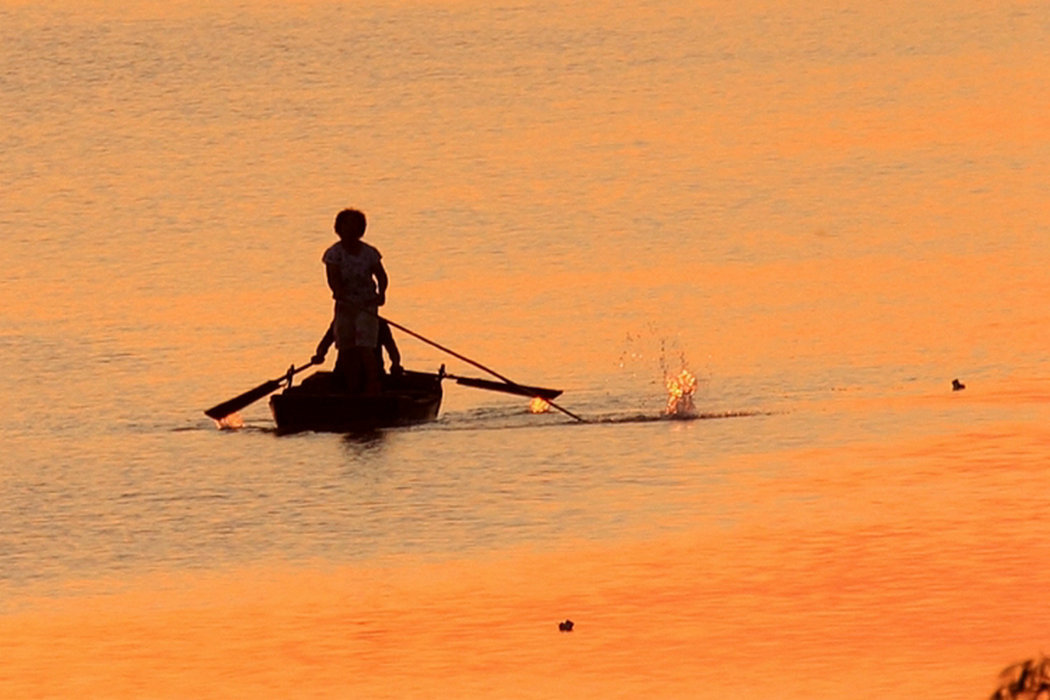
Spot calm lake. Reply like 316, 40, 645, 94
1, 0, 1048, 697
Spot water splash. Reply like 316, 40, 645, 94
665, 369, 698, 417
616, 327, 704, 418
213, 412, 245, 430
528, 397, 551, 414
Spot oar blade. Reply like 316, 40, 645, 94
454, 375, 562, 400
204, 379, 283, 420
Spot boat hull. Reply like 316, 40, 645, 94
269, 370, 442, 434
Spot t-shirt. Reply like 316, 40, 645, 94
322, 240, 382, 305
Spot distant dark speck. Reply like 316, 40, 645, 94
559, 619, 574, 632
952, 379, 966, 391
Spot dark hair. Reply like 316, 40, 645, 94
334, 208, 367, 240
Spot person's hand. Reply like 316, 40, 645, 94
390, 363, 403, 377
376, 291, 386, 307
311, 353, 326, 365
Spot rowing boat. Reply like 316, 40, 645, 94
203, 319, 568, 432
268, 369, 443, 434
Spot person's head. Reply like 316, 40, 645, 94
334, 208, 367, 241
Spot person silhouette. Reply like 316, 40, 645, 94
321, 208, 389, 395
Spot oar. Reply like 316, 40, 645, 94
447, 374, 562, 400
204, 360, 316, 420
379, 315, 585, 422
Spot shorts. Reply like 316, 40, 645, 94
333, 302, 379, 349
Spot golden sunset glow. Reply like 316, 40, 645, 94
3, 1, 1048, 699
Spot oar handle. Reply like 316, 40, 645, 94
286, 360, 319, 382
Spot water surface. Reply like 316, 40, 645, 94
2, 0, 1048, 697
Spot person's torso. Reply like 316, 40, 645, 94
325, 241, 380, 302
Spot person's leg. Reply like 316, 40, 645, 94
358, 348, 382, 396
352, 306, 382, 396
334, 349, 362, 393
332, 302, 363, 393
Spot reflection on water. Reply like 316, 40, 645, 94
340, 429, 387, 452
3, 387, 1049, 698
5, 405, 1050, 699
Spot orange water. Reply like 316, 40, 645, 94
1, 0, 1048, 697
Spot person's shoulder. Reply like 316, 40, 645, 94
322, 241, 343, 263
362, 241, 382, 260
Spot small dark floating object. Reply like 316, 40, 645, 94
558, 619, 574, 632
952, 378, 966, 391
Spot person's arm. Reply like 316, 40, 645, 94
373, 260, 388, 307
326, 263, 345, 301
313, 323, 335, 364
380, 322, 401, 373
